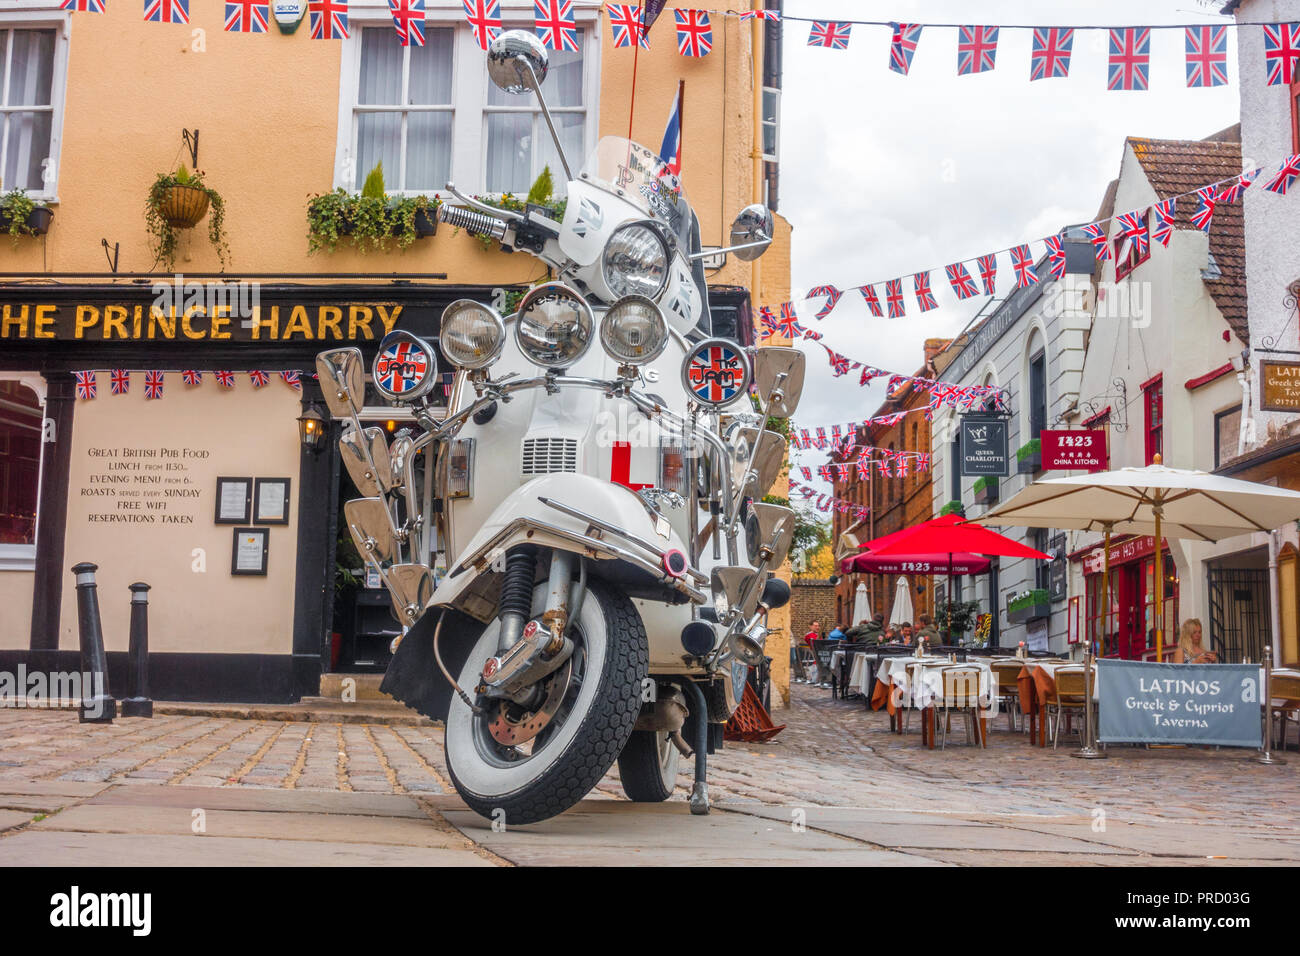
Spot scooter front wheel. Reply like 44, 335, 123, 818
444, 581, 648, 826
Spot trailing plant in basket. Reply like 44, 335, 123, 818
145, 165, 229, 271
0, 189, 45, 246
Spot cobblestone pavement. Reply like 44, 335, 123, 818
1, 682, 1298, 865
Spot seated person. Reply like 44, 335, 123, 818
900, 622, 915, 645
827, 623, 846, 641
915, 613, 940, 645
882, 624, 900, 644
1173, 618, 1217, 664
848, 613, 885, 643
803, 621, 821, 647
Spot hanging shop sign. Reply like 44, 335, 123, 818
1260, 360, 1300, 412
1041, 429, 1108, 471
959, 414, 1009, 476
1048, 532, 1068, 602
1097, 660, 1263, 747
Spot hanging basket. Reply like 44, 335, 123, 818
158, 184, 210, 229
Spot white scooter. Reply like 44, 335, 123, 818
315, 31, 806, 825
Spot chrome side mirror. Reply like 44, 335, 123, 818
389, 433, 413, 492
732, 426, 785, 499
317, 348, 365, 422
345, 497, 398, 565
745, 502, 796, 568
751, 347, 805, 419
711, 566, 761, 623
340, 425, 394, 497
386, 563, 435, 627
728, 204, 774, 261
487, 30, 549, 94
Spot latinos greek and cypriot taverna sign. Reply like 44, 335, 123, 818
1260, 360, 1300, 412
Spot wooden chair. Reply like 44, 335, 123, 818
1048, 667, 1089, 750
794, 645, 817, 683
936, 666, 985, 749
1270, 673, 1300, 752
989, 662, 1024, 732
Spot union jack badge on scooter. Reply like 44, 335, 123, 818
681, 338, 750, 409
373, 330, 439, 402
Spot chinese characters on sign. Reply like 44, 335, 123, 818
1041, 429, 1108, 471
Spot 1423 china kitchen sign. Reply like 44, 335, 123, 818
1040, 429, 1108, 472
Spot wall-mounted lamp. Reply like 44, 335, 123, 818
297, 404, 327, 453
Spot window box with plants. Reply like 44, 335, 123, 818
145, 166, 229, 271
307, 162, 439, 255
939, 499, 965, 518
0, 189, 53, 244
1016, 438, 1041, 474
973, 475, 998, 506
1007, 588, 1051, 624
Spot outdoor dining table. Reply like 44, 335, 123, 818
1015, 659, 1100, 747
870, 656, 994, 749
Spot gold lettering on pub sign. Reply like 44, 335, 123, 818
1261, 360, 1300, 412
1, 303, 404, 341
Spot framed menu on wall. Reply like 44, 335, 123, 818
215, 477, 252, 524
254, 477, 291, 525
231, 527, 269, 576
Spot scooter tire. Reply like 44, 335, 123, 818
617, 730, 681, 802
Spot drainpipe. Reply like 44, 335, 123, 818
1269, 530, 1282, 667
1236, 350, 1254, 456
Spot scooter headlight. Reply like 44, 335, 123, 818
600, 295, 669, 365
440, 299, 505, 370
602, 221, 669, 300
514, 282, 594, 369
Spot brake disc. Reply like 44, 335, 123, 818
487, 658, 574, 746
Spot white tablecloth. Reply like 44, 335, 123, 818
848, 654, 872, 695
877, 657, 992, 710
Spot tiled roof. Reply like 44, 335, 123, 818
1127, 131, 1248, 344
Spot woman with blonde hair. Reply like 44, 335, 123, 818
1173, 618, 1217, 664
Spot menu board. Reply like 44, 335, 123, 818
80, 444, 209, 527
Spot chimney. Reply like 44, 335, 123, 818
924, 338, 951, 366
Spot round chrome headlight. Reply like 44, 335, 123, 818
601, 221, 669, 300
600, 295, 669, 365
514, 282, 594, 369
440, 299, 505, 370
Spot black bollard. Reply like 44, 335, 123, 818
121, 582, 153, 718
71, 562, 116, 723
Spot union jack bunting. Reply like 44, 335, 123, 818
856, 461, 869, 480
1151, 199, 1177, 247
182, 369, 202, 386
144, 0, 188, 23
1044, 235, 1067, 279
876, 459, 891, 478
776, 301, 803, 338
1010, 244, 1038, 288
111, 370, 130, 396
606, 3, 647, 49
885, 279, 905, 318
814, 427, 827, 449
758, 306, 780, 339
888, 22, 921, 75
462, 0, 501, 50
1191, 186, 1217, 232
860, 366, 883, 387
976, 253, 997, 294
807, 284, 842, 320
281, 371, 303, 390
817, 498, 832, 513
896, 457, 910, 478
1264, 154, 1300, 195
225, 0, 268, 32
1082, 222, 1111, 261
957, 25, 998, 75
1264, 23, 1300, 86
674, 9, 711, 57
808, 21, 850, 50
1185, 26, 1228, 88
1030, 27, 1072, 81
836, 463, 850, 482
309, 0, 348, 39
859, 284, 883, 317
1116, 211, 1149, 259
913, 271, 937, 312
887, 374, 906, 393
831, 424, 842, 443
75, 371, 97, 400
800, 466, 812, 481
798, 429, 811, 447
388, 0, 425, 46
249, 370, 271, 388
534, 0, 577, 52
1108, 28, 1151, 91
214, 370, 236, 388
61, 0, 106, 10
827, 348, 851, 377
1217, 169, 1258, 204
946, 262, 978, 299
144, 370, 165, 400
817, 466, 832, 484
740, 10, 780, 21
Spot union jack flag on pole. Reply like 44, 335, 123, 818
144, 370, 165, 400
61, 0, 106, 11
888, 22, 921, 75
1264, 23, 1300, 86
1030, 27, 1072, 81
606, 3, 647, 49
957, 25, 998, 75
75, 371, 97, 400
1185, 26, 1228, 88
388, 0, 425, 46
534, 0, 577, 52
1264, 154, 1300, 196
913, 271, 937, 312
1082, 222, 1111, 261
215, 370, 237, 389
1044, 235, 1067, 279
1010, 244, 1038, 288
144, 0, 188, 24
111, 370, 130, 396
225, 0, 268, 32
1108, 28, 1151, 91
1191, 185, 1217, 232
1217, 169, 1258, 204
859, 284, 883, 317
1151, 199, 1176, 247
309, 0, 348, 39
182, 369, 202, 386
976, 253, 997, 294
674, 9, 711, 57
946, 262, 977, 299
808, 21, 850, 50
463, 0, 501, 51
885, 278, 905, 318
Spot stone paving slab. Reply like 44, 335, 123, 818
0, 794, 75, 813
83, 784, 430, 819
0, 809, 35, 832
0, 780, 109, 797
1004, 820, 1300, 861
0, 831, 491, 866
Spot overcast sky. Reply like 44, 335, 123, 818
777, 0, 1240, 498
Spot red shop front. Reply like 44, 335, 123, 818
1075, 535, 1180, 660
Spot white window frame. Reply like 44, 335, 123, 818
0, 6, 70, 203
761, 86, 779, 163
0, 372, 46, 572
333, 0, 601, 198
